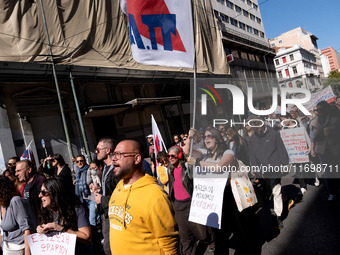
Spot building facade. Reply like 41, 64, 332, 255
269, 27, 325, 78
211, 0, 277, 107
273, 45, 322, 90
321, 47, 340, 72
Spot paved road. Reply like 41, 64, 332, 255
204, 177, 340, 255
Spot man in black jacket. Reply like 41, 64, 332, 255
248, 123, 289, 229
94, 138, 119, 255
15, 159, 45, 231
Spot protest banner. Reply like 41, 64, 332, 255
302, 86, 336, 111
280, 127, 309, 163
27, 232, 77, 255
189, 177, 228, 229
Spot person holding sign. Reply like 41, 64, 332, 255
184, 127, 256, 255
0, 176, 31, 255
36, 177, 93, 255
167, 145, 211, 255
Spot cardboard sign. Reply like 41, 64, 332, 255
280, 127, 309, 163
189, 177, 228, 229
27, 232, 77, 255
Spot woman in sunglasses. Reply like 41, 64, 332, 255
167, 145, 211, 255
37, 177, 92, 255
0, 175, 31, 255
153, 151, 170, 193
42, 154, 73, 189
184, 126, 254, 255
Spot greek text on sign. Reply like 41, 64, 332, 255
27, 232, 77, 255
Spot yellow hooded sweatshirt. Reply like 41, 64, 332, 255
109, 174, 178, 255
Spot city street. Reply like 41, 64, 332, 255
205, 176, 340, 255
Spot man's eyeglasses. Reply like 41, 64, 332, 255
76, 160, 84, 163
111, 152, 137, 160
95, 147, 107, 154
15, 167, 28, 173
167, 154, 178, 159
203, 134, 215, 140
39, 190, 50, 197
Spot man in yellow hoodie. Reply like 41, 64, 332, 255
109, 140, 178, 254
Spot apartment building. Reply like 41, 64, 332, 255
269, 27, 325, 78
321, 47, 340, 72
274, 45, 321, 91
211, 0, 277, 107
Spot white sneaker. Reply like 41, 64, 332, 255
328, 194, 334, 201
314, 177, 320, 187
300, 188, 307, 195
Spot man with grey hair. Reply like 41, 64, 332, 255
15, 159, 45, 231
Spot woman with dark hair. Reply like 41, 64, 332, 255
225, 126, 250, 166
0, 176, 31, 255
184, 126, 256, 255
167, 145, 211, 255
37, 177, 92, 255
43, 154, 73, 188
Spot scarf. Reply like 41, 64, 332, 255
75, 164, 90, 202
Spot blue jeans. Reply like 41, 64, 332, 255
85, 199, 99, 226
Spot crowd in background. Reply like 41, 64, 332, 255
0, 98, 339, 255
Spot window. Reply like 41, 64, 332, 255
250, 14, 255, 21
240, 52, 248, 59
239, 22, 246, 30
232, 49, 240, 58
289, 54, 294, 61
253, 3, 258, 10
220, 14, 229, 23
296, 81, 303, 88
256, 17, 261, 24
220, 0, 225, 4
292, 66, 298, 74
243, 10, 249, 17
282, 56, 287, 63
235, 5, 242, 13
260, 32, 265, 38
230, 18, 238, 27
248, 54, 255, 61
271, 43, 276, 47
227, 1, 234, 9
214, 10, 219, 19
253, 29, 259, 35
247, 0, 252, 6
279, 40, 282, 44
285, 69, 289, 77
275, 59, 280, 65
246, 25, 253, 33
278, 71, 283, 78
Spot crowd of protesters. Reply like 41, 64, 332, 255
0, 99, 339, 255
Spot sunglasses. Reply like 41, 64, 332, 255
76, 160, 84, 163
203, 134, 215, 140
39, 190, 50, 197
8, 163, 15, 166
167, 154, 178, 159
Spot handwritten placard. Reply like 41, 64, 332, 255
280, 127, 309, 163
189, 178, 228, 229
27, 232, 77, 255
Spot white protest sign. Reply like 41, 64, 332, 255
189, 178, 228, 229
302, 86, 336, 111
27, 232, 77, 255
280, 127, 309, 163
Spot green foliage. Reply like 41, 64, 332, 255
324, 70, 340, 93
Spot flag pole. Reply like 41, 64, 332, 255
189, 0, 197, 158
